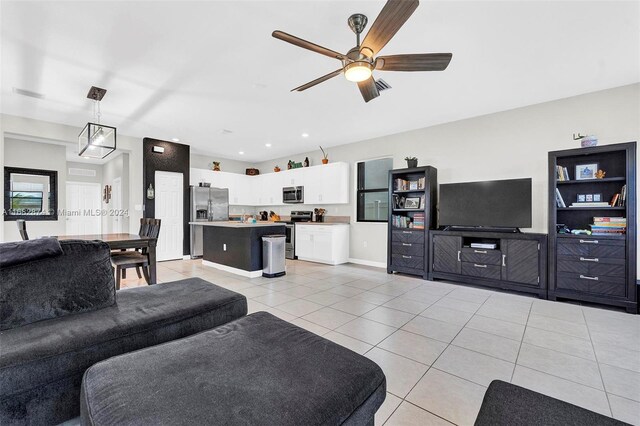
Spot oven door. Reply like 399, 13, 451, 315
283, 186, 304, 204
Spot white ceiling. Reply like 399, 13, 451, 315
2, 1, 638, 162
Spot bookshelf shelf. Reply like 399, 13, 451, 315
393, 208, 423, 212
556, 177, 626, 185
556, 207, 625, 211
548, 142, 636, 313
392, 189, 427, 194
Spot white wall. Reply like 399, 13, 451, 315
102, 153, 130, 233
190, 153, 252, 174
1, 114, 143, 241
3, 137, 67, 240
253, 84, 640, 269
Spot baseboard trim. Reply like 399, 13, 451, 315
202, 260, 263, 278
182, 255, 191, 260
348, 258, 386, 269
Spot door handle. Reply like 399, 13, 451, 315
579, 257, 599, 263
502, 254, 506, 267
580, 274, 599, 281
457, 250, 461, 262
473, 250, 487, 254
579, 239, 598, 244
402, 231, 412, 234
402, 243, 412, 246
474, 264, 488, 268
402, 255, 412, 259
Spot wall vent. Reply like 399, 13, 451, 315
375, 79, 392, 92
69, 168, 96, 177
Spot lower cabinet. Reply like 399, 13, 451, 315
295, 224, 349, 265
429, 230, 547, 298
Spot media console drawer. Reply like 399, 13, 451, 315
461, 262, 501, 280
557, 238, 625, 259
460, 248, 502, 265
392, 230, 425, 244
391, 242, 424, 257
392, 254, 424, 270
556, 271, 626, 297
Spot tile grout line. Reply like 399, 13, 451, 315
581, 306, 615, 418
510, 300, 533, 382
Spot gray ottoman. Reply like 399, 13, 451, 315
81, 312, 386, 425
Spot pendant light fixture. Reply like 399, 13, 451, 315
78, 86, 116, 159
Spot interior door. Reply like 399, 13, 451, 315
66, 182, 102, 235
155, 171, 184, 262
502, 239, 539, 285
432, 235, 462, 274
112, 177, 122, 233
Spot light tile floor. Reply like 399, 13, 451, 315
119, 259, 640, 426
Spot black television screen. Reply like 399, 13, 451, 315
439, 178, 532, 228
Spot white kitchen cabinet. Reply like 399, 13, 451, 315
303, 162, 349, 205
294, 224, 349, 265
189, 162, 349, 207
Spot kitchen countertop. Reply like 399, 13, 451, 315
189, 221, 286, 228
294, 222, 350, 226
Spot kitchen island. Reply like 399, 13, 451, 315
191, 221, 286, 278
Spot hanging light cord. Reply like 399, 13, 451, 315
93, 99, 102, 124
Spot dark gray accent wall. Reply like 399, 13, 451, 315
143, 138, 190, 256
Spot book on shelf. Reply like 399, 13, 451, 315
556, 165, 571, 181
394, 176, 426, 191
590, 216, 626, 235
569, 202, 610, 208
555, 188, 566, 208
610, 193, 620, 207
392, 214, 425, 229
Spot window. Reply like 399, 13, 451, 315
357, 158, 393, 222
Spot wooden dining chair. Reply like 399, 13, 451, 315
16, 220, 29, 241
111, 218, 161, 289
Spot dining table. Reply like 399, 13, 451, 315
56, 233, 157, 284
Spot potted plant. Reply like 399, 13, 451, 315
320, 146, 329, 164
405, 157, 418, 168
274, 165, 281, 172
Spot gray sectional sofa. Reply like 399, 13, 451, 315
0, 239, 247, 425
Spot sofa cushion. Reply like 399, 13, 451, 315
0, 237, 63, 268
475, 380, 626, 426
81, 312, 386, 426
0, 240, 115, 331
0, 278, 247, 407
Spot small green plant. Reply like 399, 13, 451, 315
320, 146, 329, 160
404, 156, 417, 161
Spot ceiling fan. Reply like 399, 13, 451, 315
272, 0, 452, 103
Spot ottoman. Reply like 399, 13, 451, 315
81, 312, 387, 425
475, 380, 627, 426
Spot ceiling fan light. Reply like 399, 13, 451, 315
344, 61, 373, 82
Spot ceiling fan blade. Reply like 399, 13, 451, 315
357, 77, 380, 103
376, 53, 452, 71
360, 0, 419, 57
292, 69, 343, 92
272, 30, 345, 60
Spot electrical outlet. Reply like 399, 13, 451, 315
363, 241, 368, 248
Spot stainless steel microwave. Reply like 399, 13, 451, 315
283, 186, 304, 204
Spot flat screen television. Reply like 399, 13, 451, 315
439, 178, 532, 229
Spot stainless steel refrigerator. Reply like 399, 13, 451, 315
190, 186, 229, 258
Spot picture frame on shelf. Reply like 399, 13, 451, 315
404, 197, 421, 209
575, 163, 598, 180
577, 193, 602, 203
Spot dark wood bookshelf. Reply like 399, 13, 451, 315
548, 142, 637, 313
387, 166, 437, 279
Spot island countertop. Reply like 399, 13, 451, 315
189, 221, 285, 228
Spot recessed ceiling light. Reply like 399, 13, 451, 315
239, 151, 244, 155
301, 133, 309, 138
265, 143, 272, 147
171, 138, 180, 142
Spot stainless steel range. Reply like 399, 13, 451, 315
278, 210, 312, 259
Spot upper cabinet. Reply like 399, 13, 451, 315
190, 162, 350, 206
